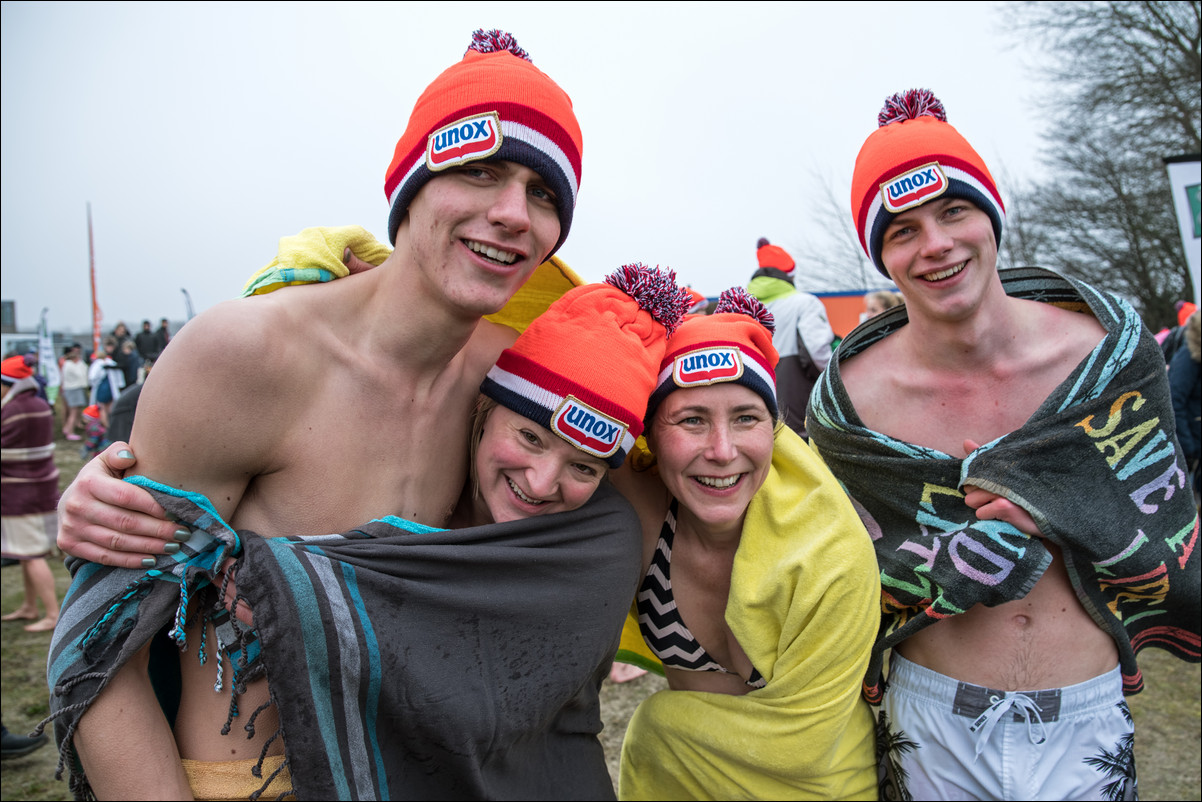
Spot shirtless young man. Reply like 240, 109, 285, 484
808, 90, 1200, 801
54, 30, 583, 799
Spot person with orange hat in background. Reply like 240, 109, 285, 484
78, 404, 107, 459
1, 354, 61, 634
808, 89, 1200, 800
49, 28, 590, 799
746, 237, 835, 439
1160, 298, 1199, 364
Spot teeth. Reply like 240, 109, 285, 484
696, 475, 740, 489
922, 262, 965, 282
508, 477, 542, 505
466, 240, 518, 265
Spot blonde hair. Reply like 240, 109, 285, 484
866, 290, 903, 312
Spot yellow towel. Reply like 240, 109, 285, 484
619, 428, 880, 801
483, 254, 584, 334
240, 226, 584, 332
241, 225, 393, 296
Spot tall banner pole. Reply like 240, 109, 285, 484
88, 203, 102, 356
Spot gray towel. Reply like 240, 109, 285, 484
47, 479, 641, 800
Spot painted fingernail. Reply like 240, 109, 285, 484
343, 247, 352, 264
141, 557, 156, 568
118, 450, 134, 460
163, 543, 181, 555
165, 512, 179, 523
173, 529, 191, 542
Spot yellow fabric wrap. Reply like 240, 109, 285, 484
241, 225, 393, 296
240, 225, 584, 333
483, 254, 584, 334
180, 756, 294, 801
618, 428, 879, 801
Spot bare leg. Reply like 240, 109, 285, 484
2, 560, 37, 620
1, 602, 38, 620
21, 558, 59, 632
609, 663, 648, 683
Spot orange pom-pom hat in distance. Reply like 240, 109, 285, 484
384, 29, 583, 256
481, 264, 692, 467
646, 287, 780, 424
755, 237, 795, 273
0, 354, 33, 383
851, 89, 1005, 276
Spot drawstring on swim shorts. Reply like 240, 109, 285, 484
968, 692, 1048, 759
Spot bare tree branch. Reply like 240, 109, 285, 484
1003, 0, 1200, 328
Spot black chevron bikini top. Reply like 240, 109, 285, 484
635, 499, 765, 688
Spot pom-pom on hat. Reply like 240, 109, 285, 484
1, 354, 33, 384
755, 237, 795, 273
851, 89, 1005, 276
646, 287, 780, 425
481, 263, 691, 467
384, 29, 583, 256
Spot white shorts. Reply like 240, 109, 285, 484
877, 653, 1135, 801
1, 512, 57, 559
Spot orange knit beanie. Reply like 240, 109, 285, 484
0, 354, 32, 383
646, 287, 779, 424
755, 237, 795, 273
384, 29, 583, 255
481, 264, 691, 466
851, 89, 1005, 276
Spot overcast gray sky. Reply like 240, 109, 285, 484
1, 0, 1048, 333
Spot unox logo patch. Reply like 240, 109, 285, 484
673, 347, 743, 387
551, 396, 626, 459
426, 112, 502, 171
880, 162, 948, 212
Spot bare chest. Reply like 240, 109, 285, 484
231, 387, 474, 535
669, 539, 757, 681
845, 354, 1075, 456
877, 379, 1051, 456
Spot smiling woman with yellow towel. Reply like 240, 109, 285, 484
612, 293, 879, 801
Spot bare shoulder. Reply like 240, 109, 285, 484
148, 296, 324, 406
129, 296, 320, 514
839, 327, 909, 409
610, 462, 671, 569
1022, 298, 1107, 366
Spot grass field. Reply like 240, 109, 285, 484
2, 425, 1199, 800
